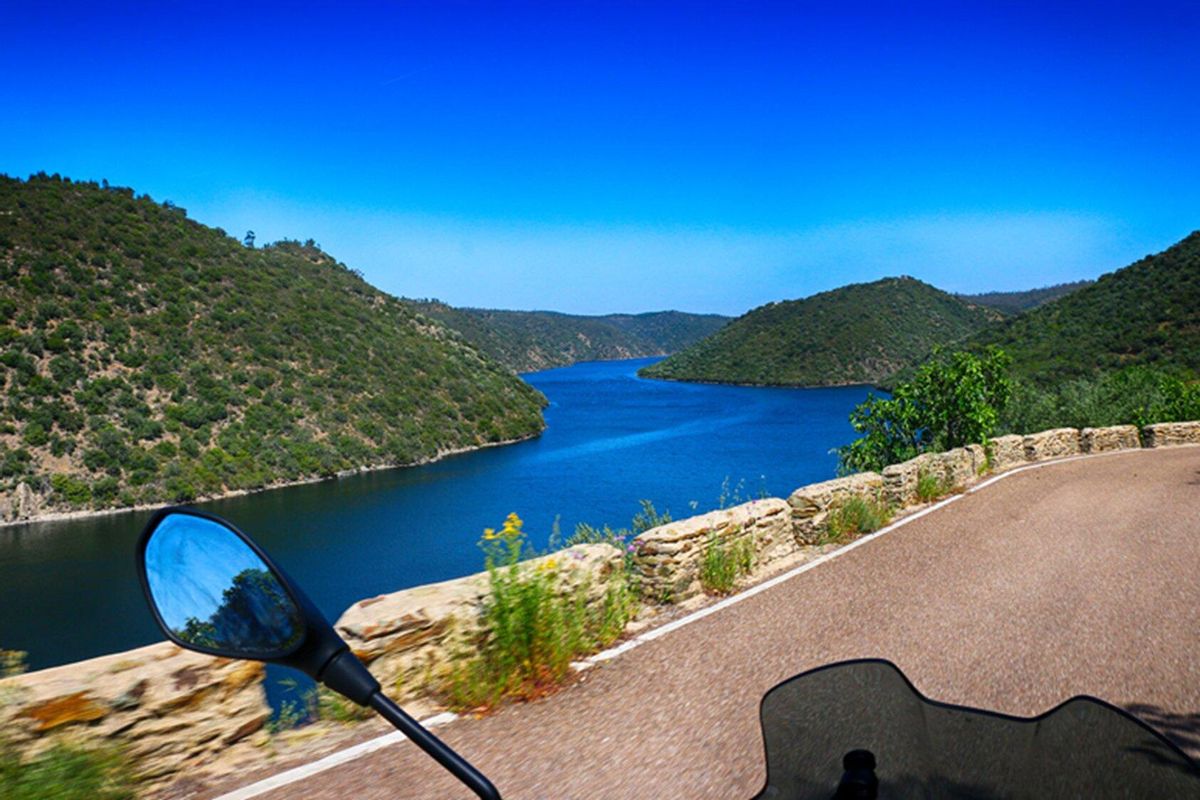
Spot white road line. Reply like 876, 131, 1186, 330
215, 445, 1183, 799
214, 713, 457, 800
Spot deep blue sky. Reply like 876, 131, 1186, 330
4, 2, 1198, 315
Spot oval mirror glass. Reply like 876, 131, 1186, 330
142, 511, 305, 658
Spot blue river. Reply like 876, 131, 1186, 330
0, 357, 875, 671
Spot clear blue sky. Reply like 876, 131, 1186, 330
4, 2, 1198, 315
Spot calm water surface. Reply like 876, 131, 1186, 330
0, 358, 874, 670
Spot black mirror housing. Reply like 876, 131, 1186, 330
137, 506, 380, 705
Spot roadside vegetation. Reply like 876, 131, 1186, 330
699, 529, 755, 594
443, 512, 639, 710
820, 495, 893, 545
839, 346, 1200, 475
0, 649, 137, 800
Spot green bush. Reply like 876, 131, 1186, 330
699, 529, 755, 595
822, 495, 892, 544
1001, 366, 1200, 434
0, 740, 135, 800
839, 348, 1011, 473
50, 473, 92, 505
444, 513, 635, 710
915, 470, 956, 503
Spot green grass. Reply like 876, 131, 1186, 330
0, 739, 135, 800
915, 469, 955, 503
821, 495, 892, 545
699, 529, 755, 595
443, 514, 637, 710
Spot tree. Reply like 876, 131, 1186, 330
243, 230, 256, 248
839, 347, 1012, 473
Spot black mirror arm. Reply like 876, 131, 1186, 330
369, 690, 502, 800
318, 648, 500, 799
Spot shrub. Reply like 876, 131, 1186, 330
915, 469, 954, 503
444, 513, 635, 710
50, 473, 92, 506
699, 529, 755, 595
821, 495, 892, 545
839, 347, 1011, 473
0, 740, 135, 800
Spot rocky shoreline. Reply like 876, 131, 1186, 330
0, 432, 541, 529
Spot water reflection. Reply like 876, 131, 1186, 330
144, 514, 303, 655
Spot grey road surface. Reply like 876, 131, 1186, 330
244, 447, 1200, 799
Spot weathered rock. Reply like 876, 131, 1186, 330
633, 498, 791, 602
0, 642, 269, 786
988, 435, 1027, 472
1080, 425, 1141, 453
14, 481, 40, 520
789, 473, 884, 545
16, 691, 108, 732
965, 444, 988, 475
335, 544, 624, 704
925, 448, 975, 490
1142, 421, 1200, 448
1023, 428, 1081, 461
882, 459, 920, 507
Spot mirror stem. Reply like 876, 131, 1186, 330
369, 691, 502, 800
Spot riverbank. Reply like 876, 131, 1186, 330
0, 432, 542, 529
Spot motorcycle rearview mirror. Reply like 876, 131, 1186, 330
137, 507, 501, 800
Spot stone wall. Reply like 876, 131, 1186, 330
335, 543, 623, 709
881, 447, 979, 507
787, 473, 884, 546
1024, 427, 1081, 461
0, 642, 269, 783
1081, 425, 1140, 453
632, 499, 791, 602
988, 434, 1027, 472
1143, 421, 1200, 448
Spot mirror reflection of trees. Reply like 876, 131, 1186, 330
176, 567, 301, 653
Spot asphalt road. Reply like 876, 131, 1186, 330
243, 447, 1200, 799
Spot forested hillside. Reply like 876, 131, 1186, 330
968, 232, 1200, 386
957, 280, 1092, 315
640, 277, 1000, 386
0, 174, 547, 517
410, 303, 728, 372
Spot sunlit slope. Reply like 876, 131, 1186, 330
411, 303, 730, 372
640, 277, 999, 387
967, 231, 1200, 385
0, 174, 546, 514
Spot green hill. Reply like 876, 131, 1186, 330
957, 280, 1092, 315
0, 173, 547, 517
409, 303, 729, 373
968, 232, 1200, 386
640, 277, 1000, 387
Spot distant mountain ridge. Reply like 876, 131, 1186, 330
640, 277, 1001, 387
409, 303, 729, 373
0, 174, 546, 518
966, 232, 1200, 386
957, 280, 1093, 315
